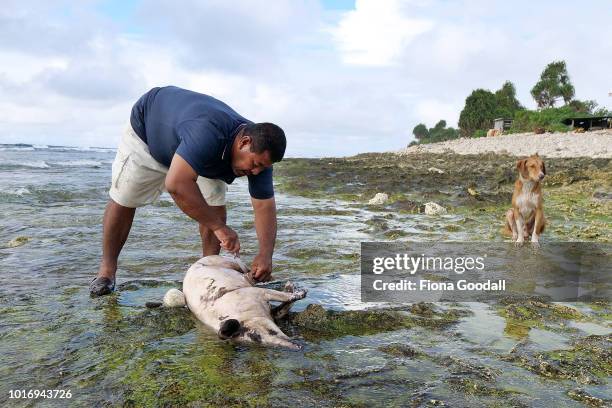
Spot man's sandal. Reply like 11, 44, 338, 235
89, 276, 115, 297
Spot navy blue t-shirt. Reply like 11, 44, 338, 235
130, 86, 274, 199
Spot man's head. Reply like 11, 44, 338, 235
231, 123, 286, 177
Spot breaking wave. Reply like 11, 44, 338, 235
0, 160, 50, 169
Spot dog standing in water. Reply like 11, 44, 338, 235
504, 153, 546, 247
161, 255, 307, 350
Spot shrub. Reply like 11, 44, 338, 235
458, 81, 524, 137
509, 106, 577, 133
458, 89, 498, 137
413, 119, 460, 144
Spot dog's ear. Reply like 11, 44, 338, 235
516, 159, 526, 176
218, 319, 241, 339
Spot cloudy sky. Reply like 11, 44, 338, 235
1, 0, 610, 157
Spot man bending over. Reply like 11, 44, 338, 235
90, 86, 286, 296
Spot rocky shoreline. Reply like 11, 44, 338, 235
400, 129, 612, 158
275, 152, 612, 242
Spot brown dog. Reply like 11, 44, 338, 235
504, 154, 546, 247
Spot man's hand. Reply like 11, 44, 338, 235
251, 197, 276, 282
213, 225, 240, 254
251, 253, 272, 282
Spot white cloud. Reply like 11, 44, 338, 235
331, 0, 433, 66
0, 0, 610, 155
415, 99, 461, 129
137, 0, 322, 75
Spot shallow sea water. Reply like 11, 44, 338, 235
0, 145, 610, 407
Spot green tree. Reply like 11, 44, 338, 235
568, 99, 598, 114
494, 81, 523, 117
458, 89, 498, 137
433, 119, 447, 130
530, 60, 575, 108
412, 123, 429, 140
411, 120, 459, 144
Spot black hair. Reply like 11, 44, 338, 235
243, 122, 286, 162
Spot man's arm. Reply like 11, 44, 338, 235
165, 153, 240, 253
251, 196, 277, 281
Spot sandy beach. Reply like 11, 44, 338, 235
399, 129, 612, 158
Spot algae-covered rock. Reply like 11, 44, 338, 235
446, 377, 522, 399
500, 300, 584, 325
467, 187, 479, 198
368, 192, 389, 205
6, 236, 29, 248
567, 388, 609, 407
389, 199, 423, 213
424, 202, 447, 215
504, 334, 612, 384
288, 303, 469, 341
117, 279, 181, 291
383, 229, 409, 239
410, 302, 436, 317
289, 304, 405, 339
361, 216, 390, 233
125, 307, 195, 337
378, 343, 421, 358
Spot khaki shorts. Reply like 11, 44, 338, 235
109, 124, 227, 208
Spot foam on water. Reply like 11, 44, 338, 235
0, 146, 35, 151
0, 160, 50, 168
0, 187, 31, 196
53, 159, 106, 167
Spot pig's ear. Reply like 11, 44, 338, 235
218, 319, 241, 339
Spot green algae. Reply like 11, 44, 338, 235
76, 305, 280, 407
567, 388, 609, 407
497, 300, 587, 340
587, 301, 612, 321
275, 153, 611, 242
378, 343, 422, 358
5, 236, 29, 248
287, 303, 470, 341
3, 151, 610, 407
120, 341, 278, 407
500, 300, 584, 323
286, 247, 330, 260
504, 334, 612, 384
446, 377, 523, 398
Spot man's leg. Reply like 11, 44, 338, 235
199, 205, 226, 256
91, 199, 136, 296
98, 199, 136, 278
92, 123, 167, 296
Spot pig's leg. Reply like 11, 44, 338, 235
261, 287, 308, 320
270, 282, 299, 319
262, 288, 307, 303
